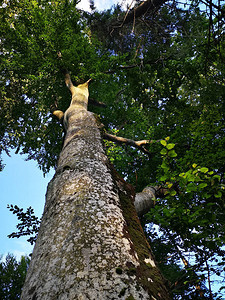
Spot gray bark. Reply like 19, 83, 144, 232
135, 187, 156, 217
20, 80, 169, 299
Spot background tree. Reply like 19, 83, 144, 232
0, 254, 30, 300
1, 0, 225, 298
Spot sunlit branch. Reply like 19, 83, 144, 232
103, 131, 161, 156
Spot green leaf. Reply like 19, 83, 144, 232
198, 183, 207, 189
159, 175, 168, 182
170, 190, 177, 196
163, 208, 171, 217
167, 182, 173, 188
160, 148, 167, 155
186, 173, 197, 182
200, 167, 209, 173
213, 175, 221, 181
203, 192, 211, 199
166, 143, 175, 150
186, 182, 197, 192
161, 161, 169, 170
214, 191, 222, 198
160, 140, 167, 147
168, 150, 177, 157
179, 172, 187, 178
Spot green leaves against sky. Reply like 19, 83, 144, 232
1, 0, 225, 297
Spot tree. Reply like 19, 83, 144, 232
88, 4, 225, 297
0, 254, 30, 300
1, 0, 225, 298
20, 69, 169, 299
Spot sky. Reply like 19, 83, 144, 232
0, 1, 223, 296
0, 0, 132, 261
77, 0, 132, 11
0, 152, 54, 259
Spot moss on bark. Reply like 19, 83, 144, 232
108, 163, 170, 299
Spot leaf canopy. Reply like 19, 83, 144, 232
1, 0, 225, 298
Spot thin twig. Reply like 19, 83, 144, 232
111, 0, 167, 29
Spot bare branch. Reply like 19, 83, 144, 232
52, 110, 64, 121
103, 131, 161, 156
113, 0, 136, 30
57, 51, 76, 95
88, 97, 107, 108
104, 131, 148, 146
60, 68, 75, 95
112, 0, 167, 29
105, 56, 171, 74
135, 186, 156, 217
134, 185, 166, 217
105, 64, 138, 74
50, 102, 64, 121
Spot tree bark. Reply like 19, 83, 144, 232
20, 78, 170, 299
134, 187, 156, 217
103, 131, 152, 156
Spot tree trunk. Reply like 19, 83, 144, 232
20, 80, 170, 299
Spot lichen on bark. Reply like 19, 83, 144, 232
20, 78, 170, 300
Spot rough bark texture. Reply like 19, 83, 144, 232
20, 80, 170, 299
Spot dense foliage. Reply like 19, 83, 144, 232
0, 254, 30, 299
1, 0, 225, 298
0, 0, 108, 172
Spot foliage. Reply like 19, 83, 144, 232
91, 4, 225, 192
1, 0, 225, 298
145, 139, 225, 298
7, 205, 40, 245
145, 225, 212, 299
0, 254, 30, 299
0, 0, 110, 173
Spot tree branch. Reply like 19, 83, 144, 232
200, 0, 225, 17
105, 56, 171, 74
88, 97, 107, 108
134, 186, 156, 217
105, 64, 138, 74
50, 102, 64, 121
134, 185, 166, 217
60, 68, 76, 96
103, 131, 161, 156
112, 0, 167, 29
57, 51, 75, 95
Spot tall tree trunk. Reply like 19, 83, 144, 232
20, 78, 170, 299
